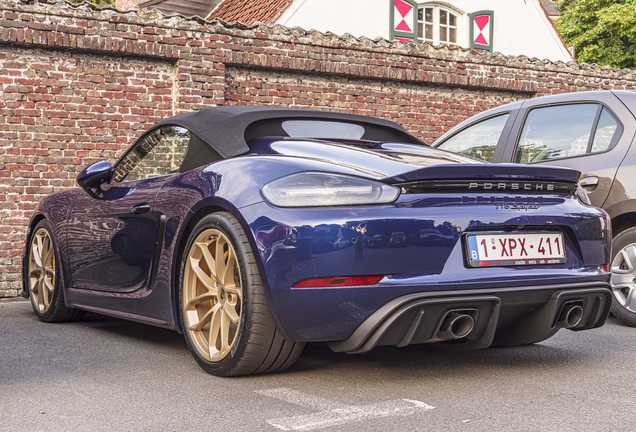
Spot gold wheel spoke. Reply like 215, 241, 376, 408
41, 279, 52, 309
188, 256, 217, 292
189, 303, 219, 332
223, 302, 240, 324
196, 240, 218, 280
222, 250, 237, 287
32, 278, 41, 296
33, 280, 43, 311
215, 237, 227, 285
32, 235, 44, 268
208, 304, 223, 358
220, 308, 231, 352
43, 237, 53, 265
224, 285, 241, 296
43, 277, 54, 294
29, 268, 42, 280
185, 291, 218, 311
219, 313, 230, 355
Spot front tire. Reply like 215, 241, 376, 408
610, 227, 636, 327
26, 219, 84, 323
179, 212, 304, 376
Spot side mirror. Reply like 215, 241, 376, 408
77, 160, 113, 198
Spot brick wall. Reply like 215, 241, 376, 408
2, 0, 636, 297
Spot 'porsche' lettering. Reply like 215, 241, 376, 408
465, 182, 557, 191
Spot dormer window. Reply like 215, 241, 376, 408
417, 5, 461, 45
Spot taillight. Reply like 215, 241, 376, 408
600, 213, 611, 237
293, 275, 384, 288
261, 172, 400, 207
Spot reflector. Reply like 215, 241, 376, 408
293, 275, 384, 288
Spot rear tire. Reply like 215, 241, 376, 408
179, 212, 304, 376
26, 219, 85, 323
610, 227, 636, 327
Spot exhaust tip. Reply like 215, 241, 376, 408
557, 304, 584, 329
438, 313, 475, 340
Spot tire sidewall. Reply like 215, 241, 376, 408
610, 227, 636, 325
178, 213, 255, 376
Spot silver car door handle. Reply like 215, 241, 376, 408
580, 176, 599, 189
131, 203, 151, 214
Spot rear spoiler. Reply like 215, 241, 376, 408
383, 164, 581, 195
383, 163, 581, 184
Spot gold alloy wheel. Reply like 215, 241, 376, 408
183, 228, 243, 362
28, 227, 56, 314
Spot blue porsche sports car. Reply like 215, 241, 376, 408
23, 106, 613, 376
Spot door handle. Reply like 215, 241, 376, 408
579, 176, 598, 192
580, 176, 599, 190
580, 176, 599, 187
131, 203, 151, 215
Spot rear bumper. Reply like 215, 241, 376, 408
326, 282, 611, 354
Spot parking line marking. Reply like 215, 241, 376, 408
256, 388, 344, 411
256, 388, 434, 431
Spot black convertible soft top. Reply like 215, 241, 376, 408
154, 106, 422, 165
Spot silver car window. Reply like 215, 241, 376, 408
513, 103, 623, 163
591, 107, 620, 153
436, 114, 509, 162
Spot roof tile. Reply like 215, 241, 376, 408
140, 0, 222, 18
540, 0, 559, 17
207, 0, 293, 25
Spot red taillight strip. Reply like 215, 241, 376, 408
292, 275, 384, 288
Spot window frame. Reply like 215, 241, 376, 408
434, 110, 517, 163
435, 113, 510, 162
111, 125, 191, 184
417, 3, 463, 46
512, 102, 624, 165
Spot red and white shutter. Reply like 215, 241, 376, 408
390, 0, 418, 43
470, 11, 494, 52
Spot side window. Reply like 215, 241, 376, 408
112, 126, 190, 183
592, 107, 621, 152
514, 104, 622, 163
437, 114, 509, 162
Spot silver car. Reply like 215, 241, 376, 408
433, 90, 636, 327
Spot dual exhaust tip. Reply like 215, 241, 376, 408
436, 301, 585, 341
556, 302, 584, 329
437, 311, 476, 340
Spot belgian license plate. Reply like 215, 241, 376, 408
466, 232, 566, 267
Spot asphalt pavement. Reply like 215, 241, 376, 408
1, 299, 634, 431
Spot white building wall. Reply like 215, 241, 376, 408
276, 0, 572, 62
277, 0, 389, 39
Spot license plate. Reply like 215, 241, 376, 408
466, 232, 566, 267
